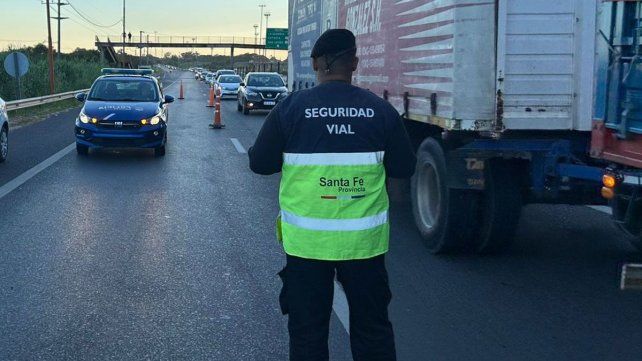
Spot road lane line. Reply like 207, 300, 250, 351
230, 138, 247, 154
587, 205, 612, 215
0, 143, 75, 200
333, 280, 350, 334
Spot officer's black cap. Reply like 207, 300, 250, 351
310, 29, 356, 59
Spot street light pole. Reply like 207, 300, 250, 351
253, 24, 259, 54
122, 0, 126, 56
139, 30, 145, 62
258, 4, 266, 47
264, 12, 271, 57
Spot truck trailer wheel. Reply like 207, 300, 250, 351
411, 137, 479, 253
474, 159, 523, 253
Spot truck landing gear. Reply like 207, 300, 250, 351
411, 137, 522, 254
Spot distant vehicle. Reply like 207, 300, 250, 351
237, 72, 288, 115
0, 97, 8, 163
215, 74, 243, 98
74, 68, 174, 157
205, 73, 216, 86
214, 69, 236, 79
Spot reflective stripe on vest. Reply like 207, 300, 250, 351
279, 151, 390, 261
281, 210, 388, 232
283, 151, 384, 166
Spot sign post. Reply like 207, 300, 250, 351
3, 51, 30, 99
265, 28, 289, 50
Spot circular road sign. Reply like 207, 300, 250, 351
3, 51, 29, 78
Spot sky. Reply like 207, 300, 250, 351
0, 0, 288, 55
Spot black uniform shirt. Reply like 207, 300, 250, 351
248, 81, 416, 178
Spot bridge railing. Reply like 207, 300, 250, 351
98, 35, 265, 45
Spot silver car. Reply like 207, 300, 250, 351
0, 97, 8, 162
215, 75, 242, 98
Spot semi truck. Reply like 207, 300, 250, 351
287, 0, 642, 253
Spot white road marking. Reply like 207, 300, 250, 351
333, 280, 350, 333
0, 143, 75, 200
230, 138, 247, 154
587, 205, 612, 215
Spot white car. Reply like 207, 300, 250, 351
215, 74, 242, 97
0, 97, 8, 162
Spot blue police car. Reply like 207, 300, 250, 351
74, 68, 174, 156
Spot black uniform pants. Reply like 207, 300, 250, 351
279, 254, 397, 361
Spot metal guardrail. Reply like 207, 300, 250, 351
5, 89, 89, 111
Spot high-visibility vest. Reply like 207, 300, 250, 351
278, 151, 389, 261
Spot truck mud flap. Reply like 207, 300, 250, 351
446, 150, 486, 190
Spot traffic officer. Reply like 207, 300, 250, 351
249, 29, 416, 361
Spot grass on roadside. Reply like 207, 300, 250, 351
8, 98, 81, 129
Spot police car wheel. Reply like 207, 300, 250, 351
154, 145, 166, 157
76, 143, 89, 156
0, 126, 8, 163
474, 159, 522, 254
411, 137, 478, 254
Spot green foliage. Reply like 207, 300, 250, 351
0, 45, 103, 101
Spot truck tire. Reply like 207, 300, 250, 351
411, 137, 479, 253
475, 159, 523, 253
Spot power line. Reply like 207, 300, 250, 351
66, 0, 121, 28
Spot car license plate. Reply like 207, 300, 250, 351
264, 101, 276, 106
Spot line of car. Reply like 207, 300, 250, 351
0, 66, 291, 162
189, 68, 289, 115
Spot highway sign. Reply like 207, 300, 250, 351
3, 51, 29, 78
265, 28, 288, 50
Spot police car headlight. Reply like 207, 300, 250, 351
79, 112, 90, 124
246, 90, 258, 96
150, 115, 161, 125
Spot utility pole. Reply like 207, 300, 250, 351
264, 12, 271, 57
259, 4, 266, 47
45, 0, 55, 93
52, 0, 68, 60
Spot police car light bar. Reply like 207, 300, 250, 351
101, 68, 154, 76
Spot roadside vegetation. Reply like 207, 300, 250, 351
0, 44, 103, 102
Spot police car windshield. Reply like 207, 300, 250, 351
247, 74, 284, 87
88, 78, 159, 102
219, 75, 241, 83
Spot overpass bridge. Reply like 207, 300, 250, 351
95, 35, 272, 68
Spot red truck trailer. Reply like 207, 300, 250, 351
288, 0, 642, 253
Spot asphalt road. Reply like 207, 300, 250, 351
1, 70, 641, 361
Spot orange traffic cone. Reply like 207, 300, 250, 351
178, 80, 185, 100
206, 86, 215, 107
209, 92, 225, 129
